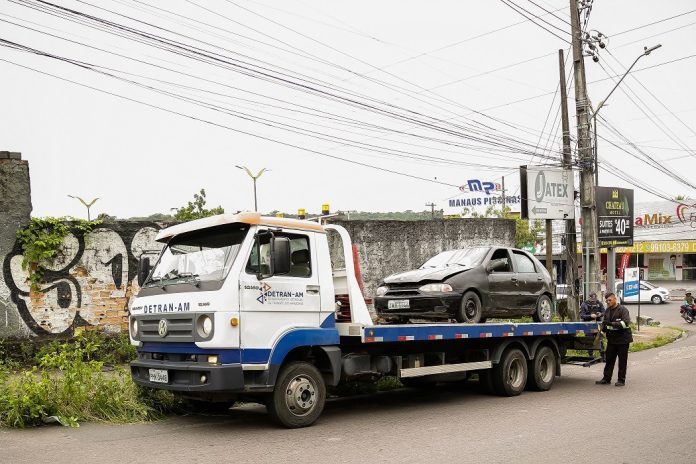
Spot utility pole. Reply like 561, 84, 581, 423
425, 202, 436, 219
559, 49, 579, 321
569, 0, 599, 301
501, 176, 506, 212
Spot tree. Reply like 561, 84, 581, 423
173, 189, 224, 221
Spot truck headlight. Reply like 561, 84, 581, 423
196, 314, 213, 338
376, 286, 389, 296
130, 318, 139, 338
419, 283, 453, 293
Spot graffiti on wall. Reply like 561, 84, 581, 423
2, 224, 164, 336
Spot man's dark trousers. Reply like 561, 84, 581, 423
603, 343, 629, 382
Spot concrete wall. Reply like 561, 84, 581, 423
0, 154, 514, 339
0, 152, 33, 339
330, 219, 516, 300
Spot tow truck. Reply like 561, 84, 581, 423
129, 213, 598, 427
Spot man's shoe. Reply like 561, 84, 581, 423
615, 381, 625, 387
595, 379, 610, 385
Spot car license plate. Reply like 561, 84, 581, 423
388, 299, 410, 310
149, 369, 169, 384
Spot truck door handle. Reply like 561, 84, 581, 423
306, 285, 320, 294
511, 278, 518, 284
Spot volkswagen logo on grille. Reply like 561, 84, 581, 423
158, 319, 168, 338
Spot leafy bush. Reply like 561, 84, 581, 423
16, 217, 101, 290
0, 333, 178, 428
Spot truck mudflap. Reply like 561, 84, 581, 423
131, 359, 245, 392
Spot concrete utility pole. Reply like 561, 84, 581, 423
425, 202, 436, 219
569, 0, 599, 301
559, 49, 579, 320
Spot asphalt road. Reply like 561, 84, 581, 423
1, 301, 694, 464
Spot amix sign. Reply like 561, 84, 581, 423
596, 186, 634, 247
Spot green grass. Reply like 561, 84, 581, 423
0, 332, 179, 428
629, 328, 685, 353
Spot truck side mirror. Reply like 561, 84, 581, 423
271, 236, 291, 275
137, 256, 151, 286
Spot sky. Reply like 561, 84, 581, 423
1, 0, 694, 219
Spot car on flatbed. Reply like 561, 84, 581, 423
374, 246, 555, 323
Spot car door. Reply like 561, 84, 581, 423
238, 228, 321, 364
511, 250, 545, 312
486, 248, 518, 313
638, 283, 651, 303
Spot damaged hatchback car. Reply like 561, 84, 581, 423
374, 246, 554, 323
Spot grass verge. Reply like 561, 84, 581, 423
0, 331, 180, 428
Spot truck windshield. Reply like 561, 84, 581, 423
144, 224, 248, 287
420, 247, 489, 269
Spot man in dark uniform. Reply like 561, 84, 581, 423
596, 292, 633, 387
580, 292, 605, 360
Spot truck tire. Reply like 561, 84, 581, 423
526, 346, 556, 391
457, 291, 482, 323
533, 295, 553, 322
267, 361, 326, 428
491, 348, 527, 396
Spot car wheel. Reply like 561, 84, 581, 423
526, 346, 556, 391
533, 295, 553, 322
456, 291, 482, 323
491, 348, 527, 396
651, 295, 662, 305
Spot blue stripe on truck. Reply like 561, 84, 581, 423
140, 327, 340, 365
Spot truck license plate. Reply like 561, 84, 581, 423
149, 369, 169, 384
388, 299, 410, 310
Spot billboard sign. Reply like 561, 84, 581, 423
597, 187, 634, 247
520, 166, 575, 220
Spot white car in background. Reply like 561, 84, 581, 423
615, 281, 671, 304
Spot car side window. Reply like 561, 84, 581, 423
512, 251, 537, 273
489, 248, 512, 272
640, 284, 649, 290
246, 232, 311, 277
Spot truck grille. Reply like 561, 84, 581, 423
138, 315, 195, 342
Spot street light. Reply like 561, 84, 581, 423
235, 165, 268, 212
68, 195, 99, 221
590, 44, 661, 297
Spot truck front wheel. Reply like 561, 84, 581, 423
491, 348, 527, 396
267, 361, 326, 428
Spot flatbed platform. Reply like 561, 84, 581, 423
337, 321, 599, 343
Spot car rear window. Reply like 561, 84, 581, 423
512, 251, 537, 273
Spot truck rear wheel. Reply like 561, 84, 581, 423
267, 361, 326, 428
491, 348, 527, 396
526, 346, 556, 391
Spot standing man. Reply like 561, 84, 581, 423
580, 292, 605, 360
596, 292, 633, 387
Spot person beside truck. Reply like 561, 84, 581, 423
579, 292, 605, 361
596, 292, 633, 387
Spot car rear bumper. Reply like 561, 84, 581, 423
374, 293, 462, 318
